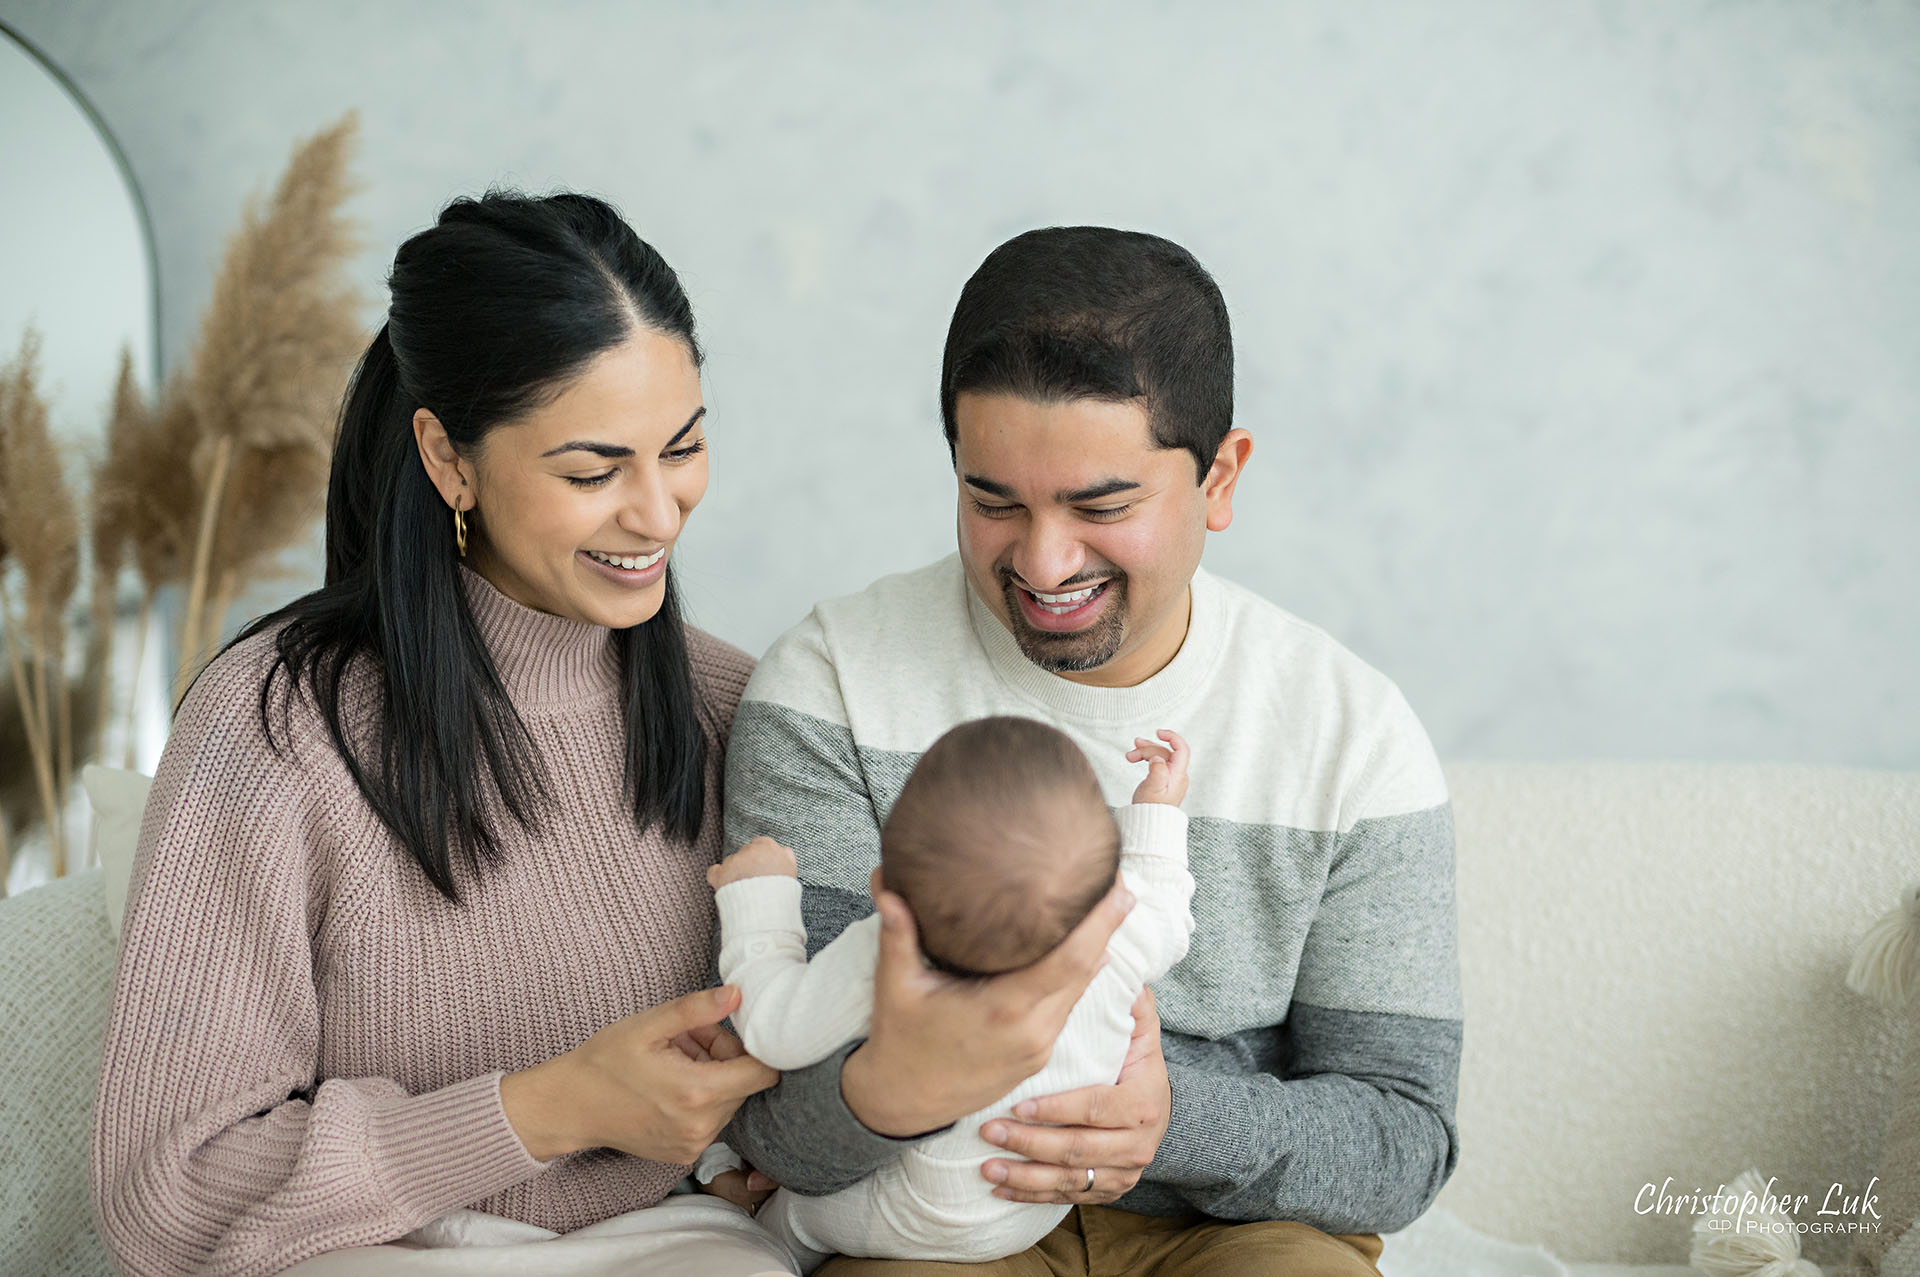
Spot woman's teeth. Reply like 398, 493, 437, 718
587, 548, 666, 571
1025, 583, 1102, 615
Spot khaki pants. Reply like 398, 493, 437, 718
814, 1205, 1383, 1276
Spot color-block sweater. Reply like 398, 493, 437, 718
723, 555, 1462, 1234
89, 568, 754, 1277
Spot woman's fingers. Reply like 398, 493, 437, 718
670, 1031, 713, 1062
699, 1025, 750, 1062
700, 1050, 781, 1099
643, 985, 742, 1046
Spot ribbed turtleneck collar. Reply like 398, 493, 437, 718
458, 565, 621, 707
963, 563, 1225, 724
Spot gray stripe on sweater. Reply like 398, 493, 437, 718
1123, 1004, 1461, 1232
728, 700, 1460, 1229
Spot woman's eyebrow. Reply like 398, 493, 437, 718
540, 407, 707, 458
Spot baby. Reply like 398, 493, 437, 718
699, 715, 1195, 1273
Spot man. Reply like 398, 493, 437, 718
722, 227, 1460, 1276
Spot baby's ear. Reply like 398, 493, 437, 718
869, 866, 885, 900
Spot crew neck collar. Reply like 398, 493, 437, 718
962, 562, 1223, 725
458, 565, 621, 706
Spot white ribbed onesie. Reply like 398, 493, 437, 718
704, 802, 1193, 1272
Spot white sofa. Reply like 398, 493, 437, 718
3, 761, 1913, 1276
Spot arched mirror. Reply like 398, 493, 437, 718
1, 22, 163, 891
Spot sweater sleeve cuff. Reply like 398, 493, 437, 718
715, 875, 805, 936
817, 1040, 952, 1151
365, 1072, 546, 1220
1148, 1061, 1262, 1191
1115, 804, 1188, 860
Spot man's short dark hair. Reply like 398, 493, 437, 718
939, 226, 1234, 482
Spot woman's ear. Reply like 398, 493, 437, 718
412, 408, 475, 509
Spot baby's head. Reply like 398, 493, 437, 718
880, 716, 1119, 978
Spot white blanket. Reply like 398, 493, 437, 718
280, 1196, 798, 1276
278, 1198, 1666, 1277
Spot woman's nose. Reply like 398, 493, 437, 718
619, 466, 681, 540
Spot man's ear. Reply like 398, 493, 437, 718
412, 408, 476, 510
1202, 429, 1253, 533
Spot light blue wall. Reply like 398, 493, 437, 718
6, 0, 1916, 766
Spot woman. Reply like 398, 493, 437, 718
90, 192, 785, 1275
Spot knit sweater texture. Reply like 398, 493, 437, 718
723, 555, 1461, 1235
89, 567, 754, 1277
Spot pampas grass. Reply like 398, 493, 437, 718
0, 329, 81, 876
0, 112, 363, 885
172, 112, 365, 690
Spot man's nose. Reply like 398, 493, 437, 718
1011, 516, 1085, 590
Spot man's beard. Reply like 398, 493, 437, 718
999, 571, 1129, 673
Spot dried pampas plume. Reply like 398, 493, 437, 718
0, 329, 81, 876
172, 111, 366, 690
2, 114, 364, 885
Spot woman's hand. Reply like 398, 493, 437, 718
501, 985, 779, 1164
978, 987, 1171, 1204
840, 872, 1136, 1138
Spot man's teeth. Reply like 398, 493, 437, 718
1026, 583, 1101, 614
587, 548, 666, 571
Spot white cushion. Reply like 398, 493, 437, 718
0, 871, 118, 1275
80, 764, 151, 937
1436, 761, 1918, 1267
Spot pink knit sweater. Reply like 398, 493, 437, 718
90, 569, 754, 1276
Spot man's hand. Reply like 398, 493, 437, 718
978, 987, 1171, 1204
707, 836, 800, 889
840, 871, 1136, 1138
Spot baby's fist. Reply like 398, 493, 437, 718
1128, 729, 1191, 806
707, 837, 800, 888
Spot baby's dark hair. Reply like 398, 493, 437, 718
881, 716, 1120, 977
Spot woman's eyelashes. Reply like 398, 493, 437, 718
562, 438, 706, 488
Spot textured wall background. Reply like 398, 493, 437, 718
4, 0, 1915, 766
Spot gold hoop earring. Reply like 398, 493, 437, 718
453, 505, 468, 558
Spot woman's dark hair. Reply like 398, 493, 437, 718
939, 226, 1233, 482
227, 190, 709, 901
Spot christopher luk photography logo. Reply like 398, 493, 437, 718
1635, 1175, 1883, 1237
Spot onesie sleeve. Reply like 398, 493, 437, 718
720, 612, 930, 1195
1102, 803, 1195, 987
716, 878, 878, 1070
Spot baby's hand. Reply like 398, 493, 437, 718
1128, 730, 1190, 806
707, 836, 800, 888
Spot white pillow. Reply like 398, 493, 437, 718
81, 764, 152, 936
